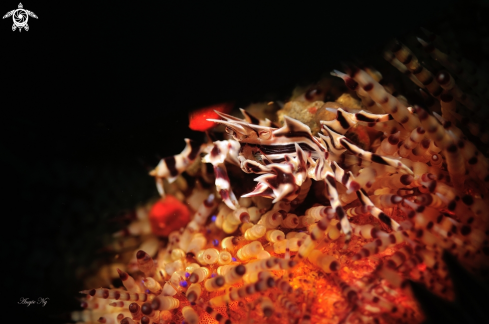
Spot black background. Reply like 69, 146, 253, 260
1, 0, 477, 322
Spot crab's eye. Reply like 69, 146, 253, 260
225, 128, 237, 138
258, 130, 271, 140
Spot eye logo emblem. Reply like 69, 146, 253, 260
3, 3, 38, 32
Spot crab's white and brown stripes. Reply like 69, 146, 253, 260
148, 106, 411, 241
207, 110, 411, 241
149, 138, 202, 196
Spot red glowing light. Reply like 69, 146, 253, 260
188, 102, 234, 132
149, 195, 191, 236
417, 263, 427, 272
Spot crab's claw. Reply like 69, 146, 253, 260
242, 163, 300, 203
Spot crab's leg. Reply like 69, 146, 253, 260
330, 161, 401, 231
322, 169, 353, 243
330, 161, 360, 194
321, 125, 413, 175
320, 107, 393, 135
149, 139, 203, 196
202, 141, 241, 210
316, 134, 345, 163
213, 163, 240, 210
321, 107, 404, 138
356, 188, 401, 231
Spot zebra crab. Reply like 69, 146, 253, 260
150, 108, 413, 241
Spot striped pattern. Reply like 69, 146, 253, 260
206, 110, 412, 241
150, 138, 202, 196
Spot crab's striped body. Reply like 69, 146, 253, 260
202, 108, 413, 242
150, 105, 415, 242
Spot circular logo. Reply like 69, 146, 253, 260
13, 9, 27, 27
